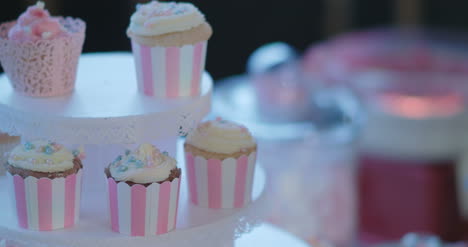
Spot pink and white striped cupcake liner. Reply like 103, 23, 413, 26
185, 152, 256, 209
106, 177, 181, 236
8, 170, 83, 231
131, 41, 207, 98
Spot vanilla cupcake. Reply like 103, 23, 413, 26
105, 144, 181, 236
127, 1, 212, 98
184, 118, 257, 209
6, 140, 84, 231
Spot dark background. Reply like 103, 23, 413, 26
2, 0, 468, 79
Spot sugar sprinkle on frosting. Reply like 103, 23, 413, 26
128, 1, 206, 37
109, 144, 177, 183
8, 1, 68, 42
8, 140, 82, 173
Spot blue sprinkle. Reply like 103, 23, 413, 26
128, 156, 136, 162
125, 150, 131, 156
118, 166, 128, 172
72, 150, 80, 156
44, 146, 54, 155
24, 142, 35, 150
162, 151, 169, 156
116, 155, 123, 161
135, 160, 144, 168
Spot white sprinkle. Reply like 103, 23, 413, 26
41, 32, 52, 39
36, 1, 45, 9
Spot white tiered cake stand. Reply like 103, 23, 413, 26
0, 53, 272, 247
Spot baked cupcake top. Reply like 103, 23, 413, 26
8, 1, 68, 41
186, 118, 256, 154
128, 1, 206, 37
8, 140, 84, 173
109, 144, 177, 184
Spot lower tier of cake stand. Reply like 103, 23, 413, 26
236, 223, 312, 247
1, 223, 312, 247
0, 158, 266, 247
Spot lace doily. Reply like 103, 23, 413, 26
0, 18, 85, 97
0, 53, 212, 144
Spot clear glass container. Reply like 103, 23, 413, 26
353, 70, 468, 243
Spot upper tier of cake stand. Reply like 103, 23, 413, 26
0, 52, 212, 144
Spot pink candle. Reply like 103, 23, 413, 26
356, 72, 468, 243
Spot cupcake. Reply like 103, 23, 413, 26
127, 1, 212, 98
184, 118, 257, 209
105, 144, 181, 236
0, 1, 86, 97
5, 140, 84, 231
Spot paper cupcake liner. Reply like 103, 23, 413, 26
0, 18, 85, 97
185, 152, 256, 209
106, 177, 181, 236
131, 41, 207, 98
7, 170, 83, 231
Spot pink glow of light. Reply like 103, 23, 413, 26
377, 92, 464, 119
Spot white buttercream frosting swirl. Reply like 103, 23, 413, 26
128, 1, 205, 37
109, 144, 177, 184
186, 118, 256, 154
8, 140, 80, 173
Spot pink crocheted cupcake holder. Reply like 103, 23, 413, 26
0, 18, 85, 97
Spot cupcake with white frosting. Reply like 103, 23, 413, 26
6, 140, 84, 231
184, 118, 257, 209
127, 1, 212, 98
105, 144, 181, 236
7, 140, 84, 179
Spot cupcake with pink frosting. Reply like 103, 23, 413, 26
127, 1, 212, 98
105, 144, 181, 236
0, 1, 85, 97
